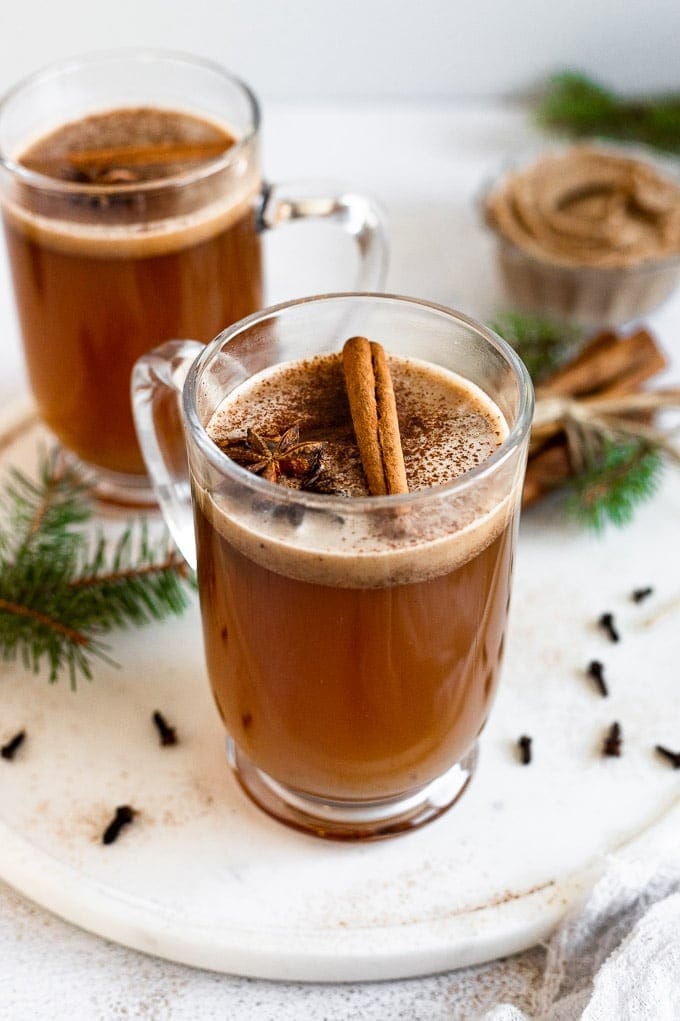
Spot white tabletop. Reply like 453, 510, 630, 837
1, 99, 678, 1019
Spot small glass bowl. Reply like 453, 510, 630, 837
482, 144, 680, 327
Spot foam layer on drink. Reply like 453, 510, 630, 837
195, 353, 521, 589
4, 107, 261, 257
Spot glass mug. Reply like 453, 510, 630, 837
132, 293, 533, 840
0, 50, 386, 503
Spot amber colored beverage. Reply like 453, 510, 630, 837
195, 504, 512, 800
2, 108, 263, 477
194, 352, 514, 801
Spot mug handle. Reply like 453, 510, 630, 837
131, 339, 203, 569
259, 181, 388, 290
133, 185, 387, 567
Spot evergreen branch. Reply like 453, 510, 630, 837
537, 71, 680, 153
66, 527, 195, 633
1, 448, 90, 561
566, 436, 663, 531
491, 310, 584, 384
0, 596, 89, 646
72, 550, 189, 589
0, 450, 195, 686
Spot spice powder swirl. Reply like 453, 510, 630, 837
484, 146, 680, 269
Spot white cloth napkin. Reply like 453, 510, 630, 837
482, 857, 680, 1021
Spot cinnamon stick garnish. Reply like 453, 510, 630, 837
342, 336, 409, 496
22, 139, 232, 178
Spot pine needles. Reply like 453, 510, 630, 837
537, 71, 680, 154
566, 437, 663, 532
0, 450, 195, 686
490, 311, 583, 384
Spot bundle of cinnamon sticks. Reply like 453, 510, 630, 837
524, 326, 668, 506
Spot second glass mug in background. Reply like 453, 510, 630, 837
132, 293, 534, 840
0, 50, 386, 502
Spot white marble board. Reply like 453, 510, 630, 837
0, 405, 679, 981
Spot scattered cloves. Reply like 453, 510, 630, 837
518, 735, 532, 765
603, 722, 622, 757
102, 805, 136, 845
598, 612, 620, 643
587, 660, 609, 697
1, 730, 25, 761
655, 745, 680, 769
632, 587, 654, 604
152, 710, 177, 747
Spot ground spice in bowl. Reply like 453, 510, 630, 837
483, 145, 680, 326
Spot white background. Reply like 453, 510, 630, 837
2, 4, 680, 1018
0, 0, 679, 100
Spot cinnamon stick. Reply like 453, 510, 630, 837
531, 328, 665, 448
536, 329, 665, 400
524, 326, 668, 506
342, 336, 409, 496
22, 139, 232, 177
522, 442, 571, 507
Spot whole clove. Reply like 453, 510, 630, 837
632, 587, 654, 603
1, 730, 25, 760
587, 660, 609, 697
518, 735, 533, 765
655, 745, 680, 769
152, 710, 177, 747
603, 722, 622, 757
102, 805, 136, 845
598, 612, 620, 643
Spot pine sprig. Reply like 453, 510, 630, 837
0, 451, 195, 686
0, 449, 89, 560
492, 310, 675, 530
566, 437, 663, 532
70, 524, 191, 631
491, 310, 583, 384
537, 71, 680, 153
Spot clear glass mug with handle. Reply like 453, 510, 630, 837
132, 293, 533, 840
0, 50, 386, 503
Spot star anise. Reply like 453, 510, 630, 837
219, 424, 325, 485
301, 471, 351, 498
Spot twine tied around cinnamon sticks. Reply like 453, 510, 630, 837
525, 327, 680, 506
533, 390, 680, 459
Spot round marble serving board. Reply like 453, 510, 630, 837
0, 403, 679, 982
